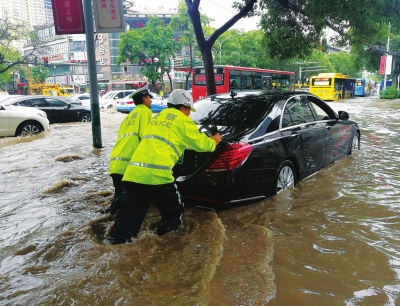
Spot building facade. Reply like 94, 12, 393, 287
22, 4, 197, 93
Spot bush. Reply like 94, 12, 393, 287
379, 85, 400, 99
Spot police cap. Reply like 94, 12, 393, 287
130, 85, 153, 99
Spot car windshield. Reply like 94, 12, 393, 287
1, 97, 23, 106
191, 95, 275, 132
102, 92, 114, 99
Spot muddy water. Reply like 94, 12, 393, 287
0, 98, 399, 305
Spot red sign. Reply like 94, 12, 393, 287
51, 0, 85, 35
380, 56, 386, 75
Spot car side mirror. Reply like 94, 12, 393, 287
65, 103, 71, 110
338, 111, 349, 120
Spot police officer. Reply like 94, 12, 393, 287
105, 85, 153, 215
108, 89, 222, 244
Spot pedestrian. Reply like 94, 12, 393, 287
104, 85, 153, 215
108, 89, 222, 244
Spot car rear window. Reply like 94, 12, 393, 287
191, 95, 274, 131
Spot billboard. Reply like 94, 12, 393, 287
93, 0, 125, 33
51, 0, 85, 35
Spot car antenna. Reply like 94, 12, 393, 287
230, 91, 237, 99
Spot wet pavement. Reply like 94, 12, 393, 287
0, 96, 399, 305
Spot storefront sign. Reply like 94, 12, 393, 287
93, 0, 125, 33
51, 0, 85, 34
96, 34, 106, 65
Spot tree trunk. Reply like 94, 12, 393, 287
202, 48, 216, 96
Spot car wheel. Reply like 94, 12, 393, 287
107, 104, 113, 109
274, 160, 296, 195
80, 113, 91, 122
349, 132, 360, 154
16, 121, 42, 136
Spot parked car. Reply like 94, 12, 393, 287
173, 91, 360, 208
0, 94, 23, 102
0, 103, 50, 137
99, 90, 135, 109
69, 93, 90, 102
116, 92, 167, 113
2, 95, 91, 124
55, 96, 83, 106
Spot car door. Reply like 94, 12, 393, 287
307, 95, 351, 164
19, 97, 50, 119
44, 98, 71, 123
281, 95, 326, 178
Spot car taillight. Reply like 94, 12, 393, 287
126, 101, 134, 104
205, 142, 252, 172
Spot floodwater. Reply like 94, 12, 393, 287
1, 97, 399, 305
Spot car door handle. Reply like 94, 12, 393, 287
325, 126, 332, 130
291, 133, 299, 138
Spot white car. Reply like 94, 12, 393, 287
0, 94, 23, 102
99, 90, 135, 109
0, 103, 50, 137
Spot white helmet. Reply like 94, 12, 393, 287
167, 89, 196, 112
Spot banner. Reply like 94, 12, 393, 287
51, 0, 85, 34
93, 0, 125, 33
385, 55, 393, 75
379, 56, 386, 75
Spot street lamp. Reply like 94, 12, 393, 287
216, 36, 232, 65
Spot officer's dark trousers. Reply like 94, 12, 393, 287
109, 174, 123, 215
108, 181, 184, 244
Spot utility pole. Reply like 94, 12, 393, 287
216, 36, 232, 65
292, 62, 319, 89
83, 0, 102, 148
383, 23, 390, 92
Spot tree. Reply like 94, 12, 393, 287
327, 52, 360, 78
170, 2, 209, 90
117, 16, 180, 92
185, 0, 400, 96
0, 15, 49, 75
30, 66, 50, 83
185, 0, 258, 96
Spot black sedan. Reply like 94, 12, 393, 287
173, 91, 360, 208
2, 95, 91, 123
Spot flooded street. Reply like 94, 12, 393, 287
1, 97, 399, 305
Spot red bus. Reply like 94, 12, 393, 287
192, 65, 296, 101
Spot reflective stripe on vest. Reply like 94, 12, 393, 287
120, 132, 139, 139
129, 162, 171, 170
110, 157, 131, 162
143, 134, 180, 157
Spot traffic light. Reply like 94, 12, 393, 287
43, 57, 49, 67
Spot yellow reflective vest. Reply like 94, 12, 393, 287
109, 104, 153, 175
122, 107, 216, 185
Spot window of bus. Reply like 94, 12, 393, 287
271, 75, 292, 90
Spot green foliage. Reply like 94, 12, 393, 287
117, 16, 180, 85
30, 66, 50, 83
327, 52, 360, 78
260, 0, 400, 62
380, 85, 400, 99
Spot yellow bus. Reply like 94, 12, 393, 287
309, 73, 355, 101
